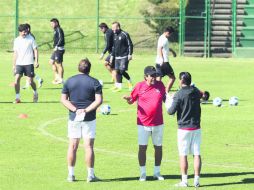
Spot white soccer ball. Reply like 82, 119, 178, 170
100, 104, 111, 115
213, 97, 222, 107
98, 80, 103, 87
229, 96, 239, 106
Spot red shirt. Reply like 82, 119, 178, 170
131, 81, 166, 126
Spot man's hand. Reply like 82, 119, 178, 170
34, 61, 39, 68
123, 95, 133, 104
128, 55, 132, 61
109, 56, 114, 64
12, 65, 16, 76
54, 46, 58, 51
99, 53, 104, 60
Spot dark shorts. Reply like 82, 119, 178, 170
105, 54, 115, 69
50, 50, 65, 63
115, 57, 129, 71
15, 65, 35, 77
155, 62, 174, 77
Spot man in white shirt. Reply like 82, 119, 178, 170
155, 27, 176, 93
13, 24, 39, 103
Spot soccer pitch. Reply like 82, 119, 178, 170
1, 52, 254, 190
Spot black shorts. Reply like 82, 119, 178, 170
115, 57, 129, 71
50, 50, 65, 63
105, 54, 115, 69
15, 65, 35, 77
155, 62, 174, 77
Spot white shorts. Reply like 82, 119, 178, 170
68, 120, 96, 139
138, 125, 164, 146
177, 129, 201, 156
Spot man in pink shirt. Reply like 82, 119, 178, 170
123, 66, 166, 181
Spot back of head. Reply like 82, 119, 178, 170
18, 24, 27, 32
24, 23, 31, 32
78, 58, 91, 74
164, 26, 175, 34
179, 72, 192, 86
99, 22, 108, 29
50, 18, 59, 26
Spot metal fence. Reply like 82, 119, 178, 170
1, 0, 253, 57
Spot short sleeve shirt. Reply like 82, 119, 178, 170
130, 81, 166, 126
156, 34, 169, 63
13, 35, 37, 66
62, 74, 102, 121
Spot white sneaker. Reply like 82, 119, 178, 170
38, 79, 43, 88
67, 175, 75, 182
174, 181, 188, 187
87, 175, 101, 183
139, 173, 146, 182
194, 182, 200, 187
153, 173, 164, 180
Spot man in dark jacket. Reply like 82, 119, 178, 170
110, 21, 133, 92
167, 72, 202, 188
49, 18, 65, 84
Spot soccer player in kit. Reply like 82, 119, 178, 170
156, 26, 176, 93
98, 22, 116, 82
123, 66, 166, 182
22, 23, 43, 89
13, 24, 39, 103
61, 58, 102, 183
110, 21, 133, 92
49, 18, 65, 84
167, 72, 202, 187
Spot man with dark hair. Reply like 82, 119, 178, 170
22, 23, 43, 89
167, 72, 202, 187
61, 58, 103, 183
110, 21, 133, 92
123, 66, 166, 182
49, 18, 65, 84
98, 22, 115, 82
156, 26, 176, 93
13, 24, 39, 103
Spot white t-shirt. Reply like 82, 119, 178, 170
156, 34, 169, 64
13, 35, 37, 66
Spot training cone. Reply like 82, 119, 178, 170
18, 113, 28, 119
9, 82, 15, 87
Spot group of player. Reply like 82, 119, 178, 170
12, 18, 65, 103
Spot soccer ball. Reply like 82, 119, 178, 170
213, 97, 222, 107
100, 104, 111, 115
98, 80, 103, 87
229, 96, 239, 106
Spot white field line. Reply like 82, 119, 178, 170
37, 115, 254, 171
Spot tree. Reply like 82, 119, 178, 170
141, 0, 180, 39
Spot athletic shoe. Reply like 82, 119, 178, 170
128, 82, 133, 91
67, 175, 75, 182
38, 79, 43, 88
153, 173, 164, 180
33, 93, 38, 103
52, 79, 63, 85
174, 181, 188, 187
139, 173, 146, 182
13, 99, 21, 104
112, 88, 122, 92
86, 175, 101, 183
194, 182, 200, 187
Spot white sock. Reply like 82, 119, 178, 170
68, 166, 74, 176
16, 94, 20, 99
33, 90, 38, 95
87, 167, 94, 177
194, 175, 200, 184
154, 166, 160, 174
35, 75, 41, 81
182, 174, 188, 184
140, 166, 146, 175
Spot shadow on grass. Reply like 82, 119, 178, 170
0, 101, 60, 104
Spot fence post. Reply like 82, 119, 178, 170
15, 0, 19, 37
232, 0, 237, 57
179, 0, 182, 56
207, 0, 211, 58
96, 0, 100, 53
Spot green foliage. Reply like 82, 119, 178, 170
141, 0, 179, 37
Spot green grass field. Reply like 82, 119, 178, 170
1, 52, 254, 190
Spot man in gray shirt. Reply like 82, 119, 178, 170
61, 58, 102, 183
167, 72, 202, 187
